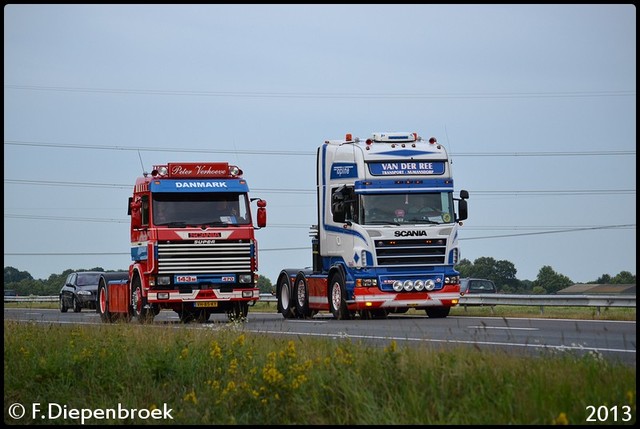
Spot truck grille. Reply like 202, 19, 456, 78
157, 241, 252, 274
374, 238, 447, 266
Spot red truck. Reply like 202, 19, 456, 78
97, 162, 266, 323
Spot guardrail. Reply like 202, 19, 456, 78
5, 296, 59, 302
5, 293, 635, 315
458, 293, 636, 315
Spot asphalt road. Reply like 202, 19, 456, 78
4, 307, 636, 366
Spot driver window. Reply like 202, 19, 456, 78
141, 195, 149, 225
344, 187, 357, 222
331, 186, 357, 223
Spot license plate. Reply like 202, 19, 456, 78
195, 302, 218, 308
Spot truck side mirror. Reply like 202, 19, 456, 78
455, 189, 469, 222
256, 199, 267, 228
457, 199, 468, 222
129, 197, 142, 229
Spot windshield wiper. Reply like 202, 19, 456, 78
405, 218, 440, 225
164, 222, 188, 228
367, 221, 401, 226
198, 221, 230, 228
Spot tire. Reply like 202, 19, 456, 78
72, 296, 82, 313
425, 306, 451, 318
131, 276, 153, 324
226, 302, 249, 322
277, 274, 296, 319
97, 280, 113, 323
329, 271, 351, 320
59, 296, 68, 313
293, 273, 312, 319
152, 304, 161, 316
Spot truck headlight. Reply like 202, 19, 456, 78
157, 276, 171, 286
425, 279, 436, 291
239, 274, 252, 283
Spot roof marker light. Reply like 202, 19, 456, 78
345, 133, 353, 141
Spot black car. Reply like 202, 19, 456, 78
459, 278, 498, 296
59, 271, 114, 313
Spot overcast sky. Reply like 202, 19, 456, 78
4, 4, 636, 283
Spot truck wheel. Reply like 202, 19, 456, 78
59, 296, 68, 313
131, 276, 153, 324
72, 296, 82, 313
277, 274, 296, 319
329, 271, 351, 320
425, 306, 450, 318
97, 280, 113, 323
293, 273, 312, 319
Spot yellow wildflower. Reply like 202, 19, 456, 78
552, 412, 569, 425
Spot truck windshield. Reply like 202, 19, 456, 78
152, 193, 251, 226
359, 192, 454, 225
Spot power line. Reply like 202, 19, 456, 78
3, 179, 635, 196
4, 214, 130, 223
4, 84, 636, 99
461, 224, 635, 240
2, 214, 636, 233
3, 224, 635, 257
4, 140, 313, 156
4, 140, 636, 157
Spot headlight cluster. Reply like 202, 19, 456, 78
356, 278, 378, 287
444, 276, 460, 285
392, 279, 436, 292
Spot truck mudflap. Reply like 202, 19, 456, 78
146, 288, 259, 303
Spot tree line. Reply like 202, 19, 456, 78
456, 257, 635, 294
3, 258, 635, 297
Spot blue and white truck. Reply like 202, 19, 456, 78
276, 132, 469, 319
